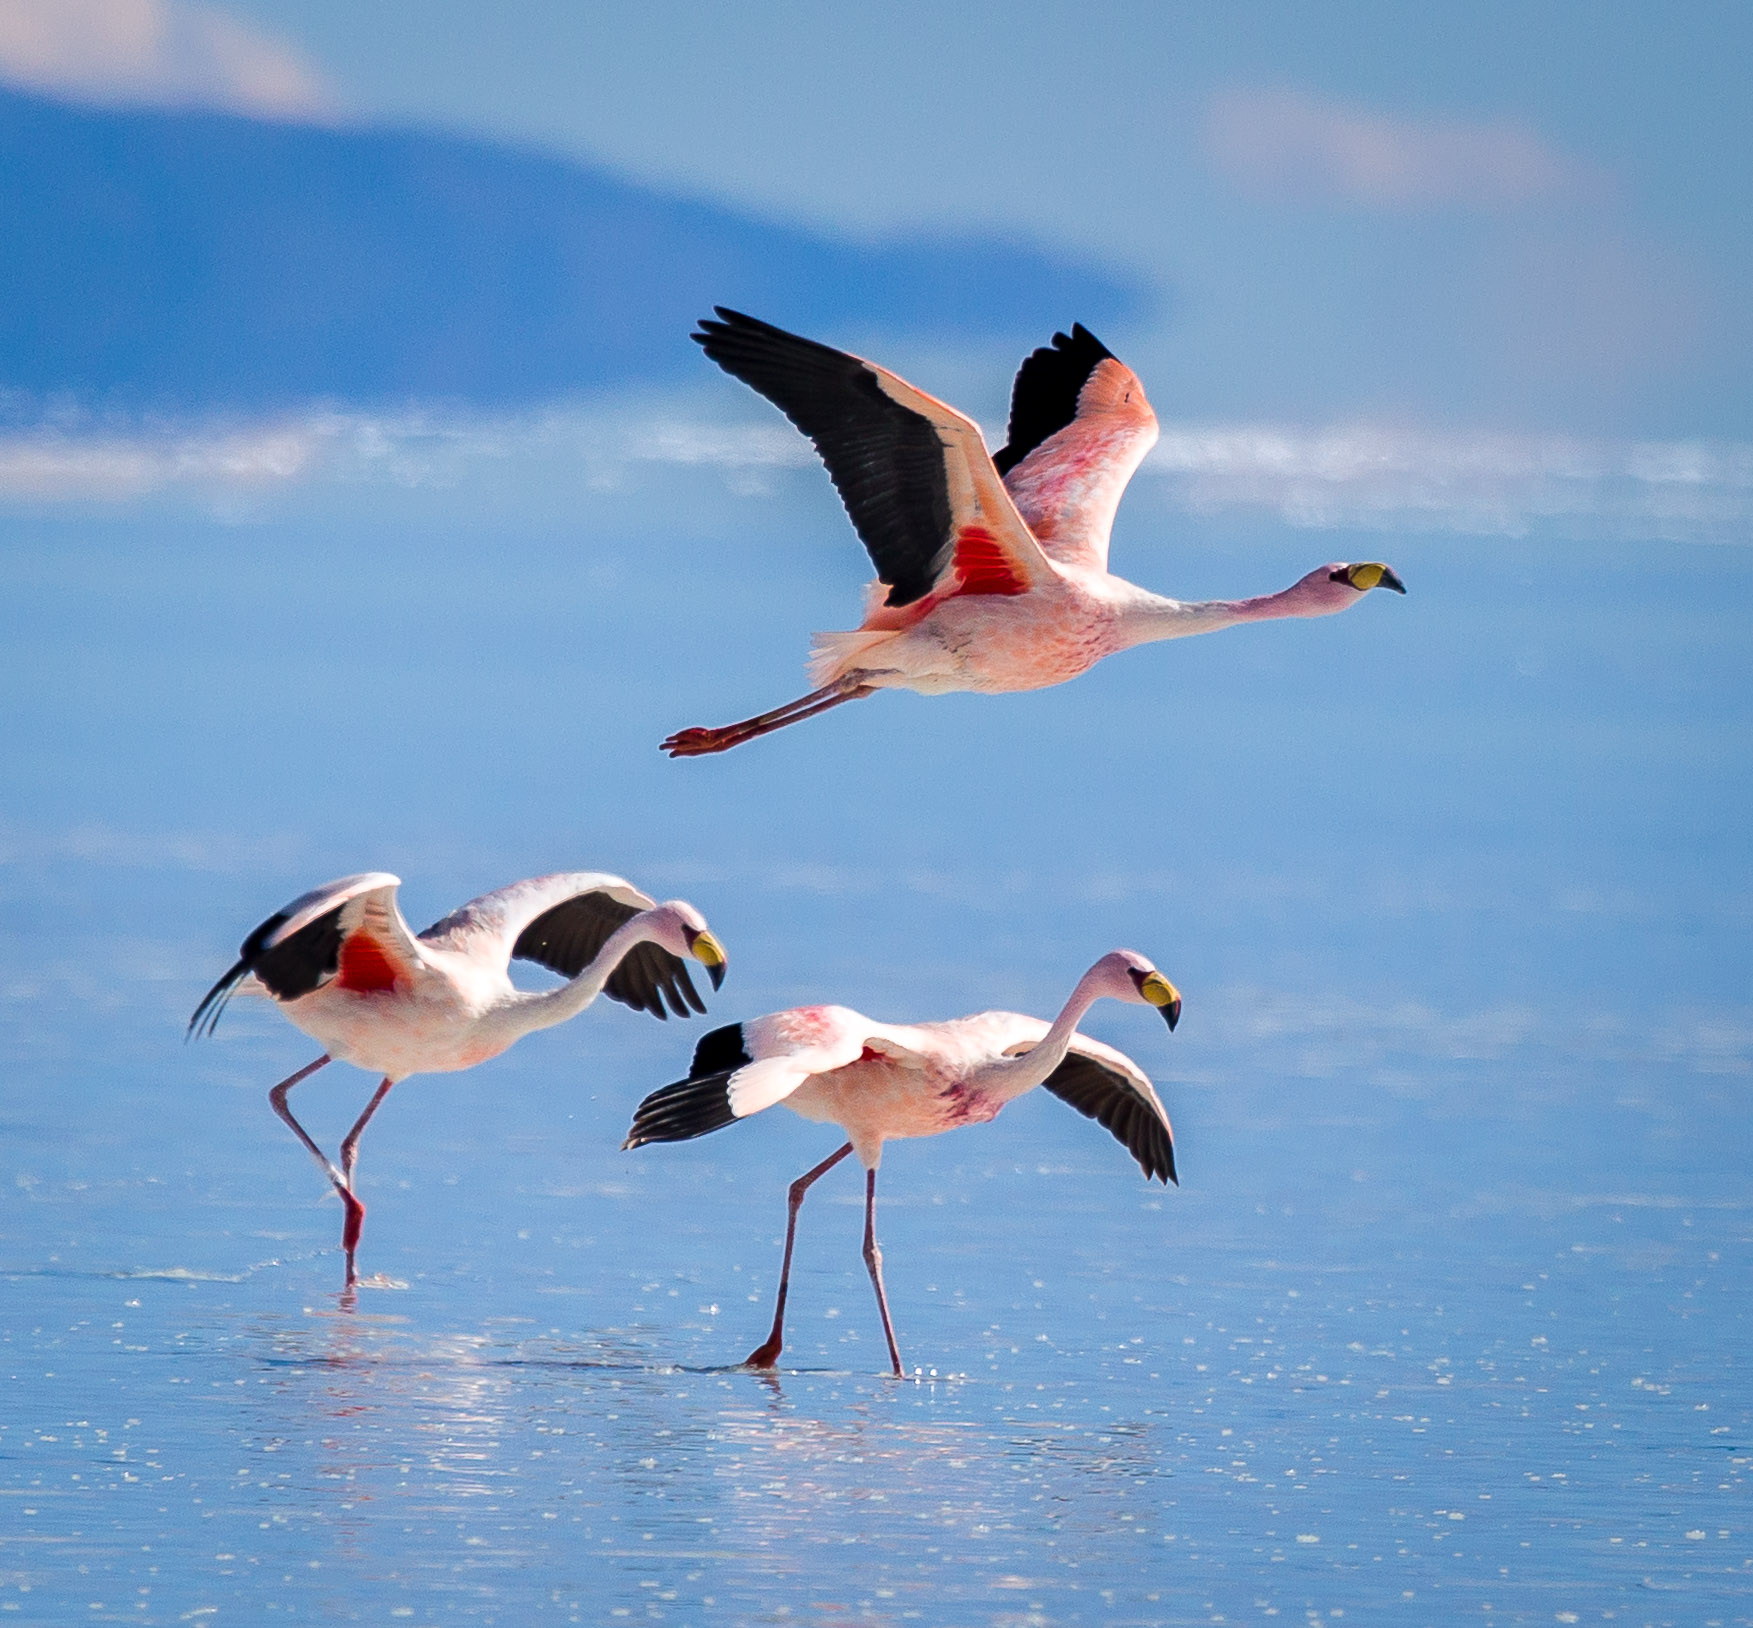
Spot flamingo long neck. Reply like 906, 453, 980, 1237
991, 967, 1109, 1099
507, 913, 660, 1038
1117, 579, 1325, 649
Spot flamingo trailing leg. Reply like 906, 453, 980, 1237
625, 950, 1181, 1375
663, 309, 1403, 756
190, 870, 728, 1287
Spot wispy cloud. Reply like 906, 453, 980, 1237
0, 419, 321, 498
1, 403, 1748, 544
1205, 86, 1586, 210
0, 404, 814, 502
1143, 421, 1753, 542
0, 0, 334, 120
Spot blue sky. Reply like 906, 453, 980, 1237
40, 0, 1749, 437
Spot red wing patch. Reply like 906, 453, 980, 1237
952, 525, 1029, 596
858, 1046, 884, 1063
337, 933, 402, 993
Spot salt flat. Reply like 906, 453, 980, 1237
2, 442, 1748, 1624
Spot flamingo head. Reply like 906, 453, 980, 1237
1299, 560, 1406, 612
646, 901, 729, 989
1091, 949, 1182, 1030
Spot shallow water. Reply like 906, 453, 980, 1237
3, 446, 1750, 1623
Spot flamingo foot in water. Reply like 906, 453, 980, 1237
742, 1335, 783, 1370
341, 1190, 366, 1287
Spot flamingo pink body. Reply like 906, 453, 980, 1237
665, 311, 1404, 754
735, 1003, 1149, 1164
189, 870, 728, 1289
624, 950, 1182, 1373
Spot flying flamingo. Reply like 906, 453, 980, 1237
189, 871, 728, 1287
662, 310, 1405, 756
623, 949, 1180, 1375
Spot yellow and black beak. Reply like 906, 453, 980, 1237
1348, 562, 1406, 594
1139, 971, 1182, 1031
687, 929, 728, 990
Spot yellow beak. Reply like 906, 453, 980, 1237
1140, 972, 1182, 1031
688, 929, 727, 990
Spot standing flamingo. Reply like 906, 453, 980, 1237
190, 871, 728, 1287
663, 310, 1404, 755
623, 950, 1180, 1375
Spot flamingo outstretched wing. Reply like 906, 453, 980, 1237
623, 1007, 925, 1146
189, 873, 417, 1037
994, 325, 1159, 574
693, 308, 1055, 609
1038, 1036, 1177, 1184
419, 872, 705, 1020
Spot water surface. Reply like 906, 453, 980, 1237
3, 447, 1749, 1623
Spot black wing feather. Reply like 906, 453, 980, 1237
693, 308, 954, 607
1040, 1051, 1177, 1185
511, 891, 703, 1021
622, 1071, 741, 1149
691, 1022, 752, 1077
187, 902, 345, 1038
992, 324, 1116, 476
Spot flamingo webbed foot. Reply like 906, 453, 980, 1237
662, 726, 737, 758
741, 1338, 783, 1370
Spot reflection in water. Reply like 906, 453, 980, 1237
9, 1220, 1741, 1626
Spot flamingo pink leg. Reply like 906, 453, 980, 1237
266, 1054, 368, 1289
862, 1167, 905, 1378
662, 678, 874, 758
743, 1141, 854, 1369
337, 1077, 395, 1282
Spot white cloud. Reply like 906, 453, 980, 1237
1205, 86, 1585, 210
1143, 421, 1753, 542
1, 402, 1749, 545
0, 0, 334, 119
0, 419, 321, 498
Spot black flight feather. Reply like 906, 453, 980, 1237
693, 308, 954, 607
187, 902, 346, 1039
690, 1023, 752, 1078
992, 324, 1116, 476
1040, 1051, 1177, 1184
623, 1070, 741, 1149
510, 891, 704, 1021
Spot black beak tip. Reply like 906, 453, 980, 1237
707, 960, 726, 991
1380, 568, 1407, 594
1162, 999, 1181, 1032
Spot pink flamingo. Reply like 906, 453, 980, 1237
190, 871, 728, 1287
663, 310, 1404, 756
624, 950, 1181, 1375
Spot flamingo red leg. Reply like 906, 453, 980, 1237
662, 678, 874, 758
267, 1054, 370, 1286
337, 1077, 395, 1282
743, 1141, 854, 1369
862, 1167, 905, 1378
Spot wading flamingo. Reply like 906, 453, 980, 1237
662, 310, 1404, 756
190, 871, 728, 1287
623, 950, 1180, 1375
